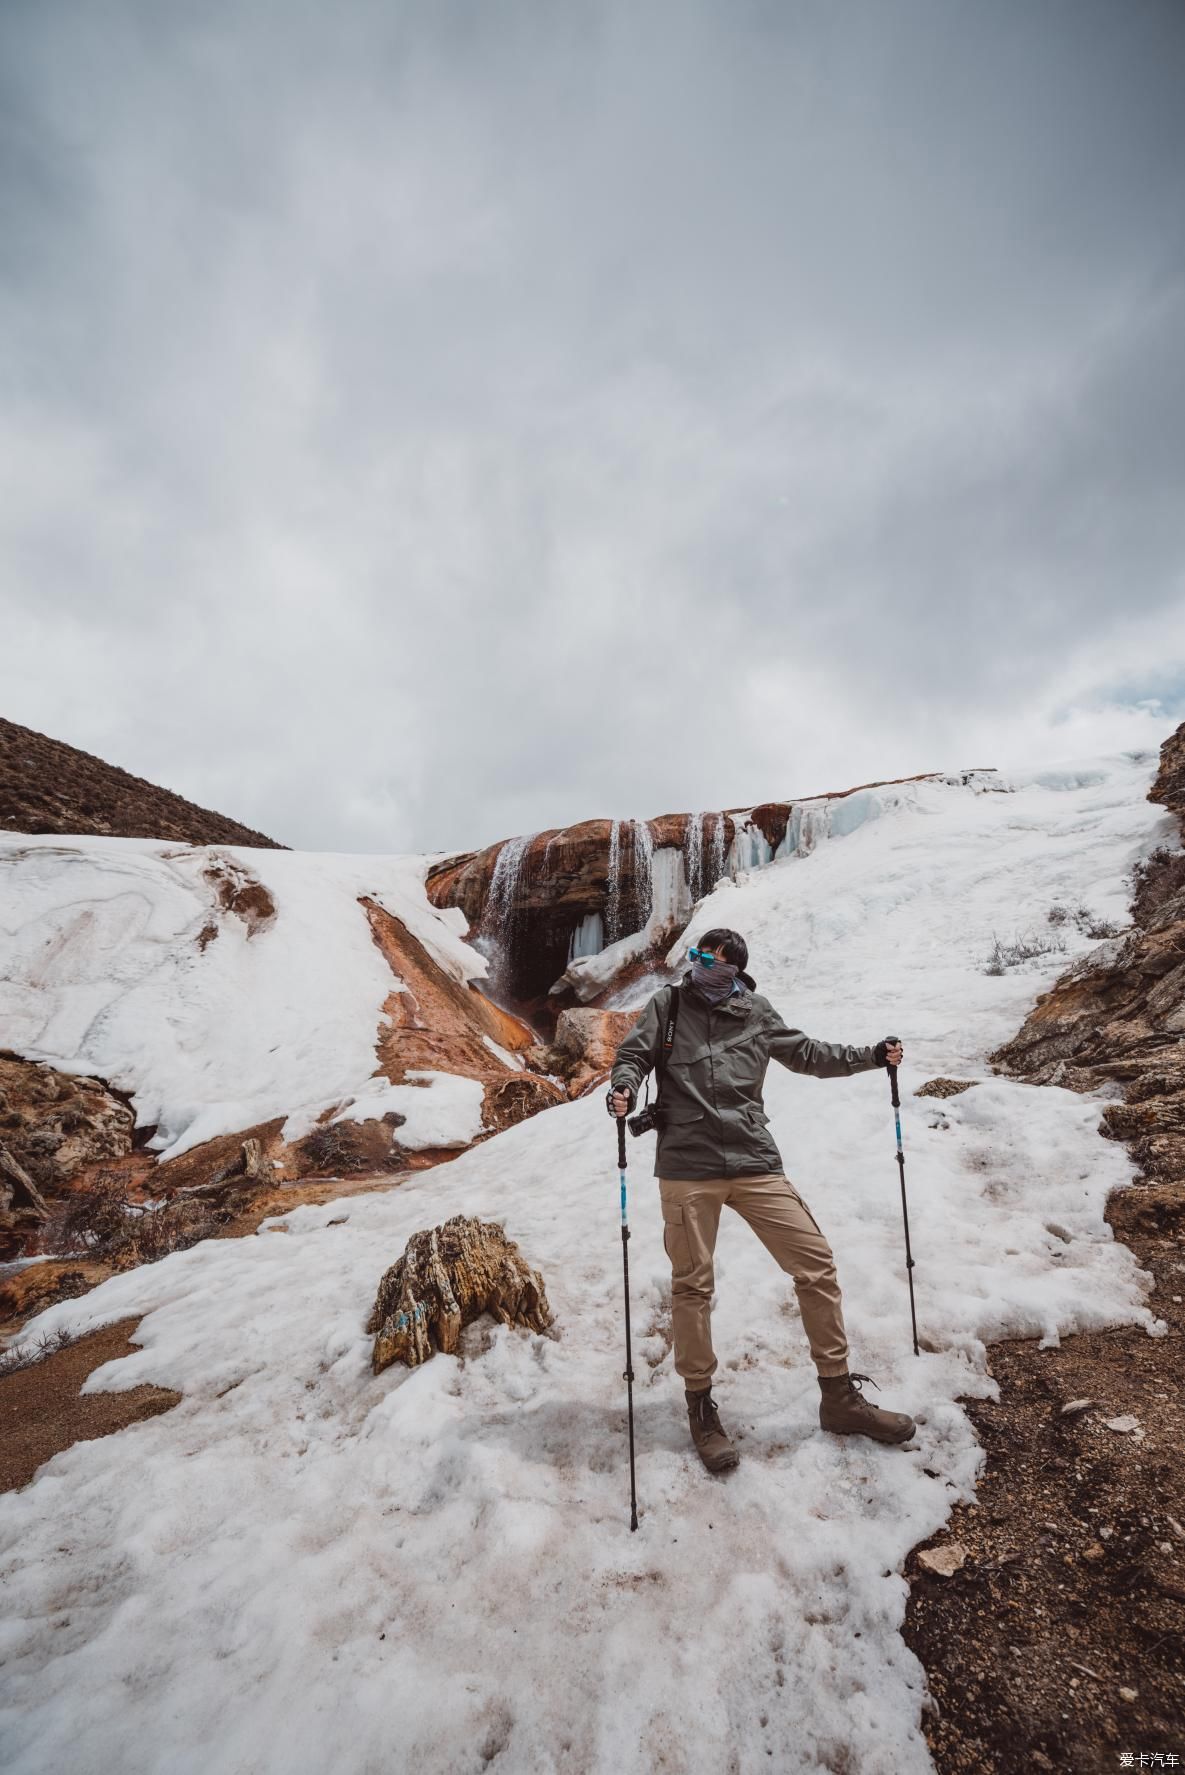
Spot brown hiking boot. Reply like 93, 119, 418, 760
685, 1387, 740, 1473
819, 1372, 915, 1445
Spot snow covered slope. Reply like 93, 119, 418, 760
0, 751, 1174, 1775
0, 837, 492, 1159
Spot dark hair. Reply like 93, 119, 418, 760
697, 927, 749, 969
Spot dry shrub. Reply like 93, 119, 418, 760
983, 928, 1067, 975
1047, 902, 1122, 940
0, 1324, 79, 1378
42, 1170, 220, 1265
298, 1123, 375, 1175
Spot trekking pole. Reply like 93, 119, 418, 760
617, 1111, 639, 1530
885, 1046, 920, 1357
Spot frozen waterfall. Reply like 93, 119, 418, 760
604, 820, 623, 943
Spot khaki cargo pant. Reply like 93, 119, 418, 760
659, 1171, 849, 1388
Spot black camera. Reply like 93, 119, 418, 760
628, 1103, 667, 1138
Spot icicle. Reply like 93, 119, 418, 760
647, 846, 689, 931
685, 812, 704, 902
604, 820, 622, 943
794, 805, 829, 855
567, 911, 605, 961
633, 820, 655, 930
708, 813, 727, 888
728, 821, 772, 873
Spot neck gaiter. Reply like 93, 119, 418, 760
690, 958, 738, 1004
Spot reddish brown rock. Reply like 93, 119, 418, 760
524, 1007, 640, 1098
361, 898, 562, 1136
747, 803, 791, 853
201, 858, 277, 937
0, 1058, 147, 1259
552, 1008, 637, 1072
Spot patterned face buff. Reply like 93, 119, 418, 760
690, 954, 739, 1002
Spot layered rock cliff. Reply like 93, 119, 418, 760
990, 721, 1185, 1191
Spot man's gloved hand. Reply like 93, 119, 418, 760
606, 1085, 634, 1118
874, 1036, 904, 1068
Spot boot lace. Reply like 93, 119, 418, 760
689, 1391, 722, 1430
844, 1372, 882, 1414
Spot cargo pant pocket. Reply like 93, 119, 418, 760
661, 1200, 694, 1278
787, 1185, 824, 1241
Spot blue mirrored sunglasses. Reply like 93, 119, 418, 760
688, 946, 720, 968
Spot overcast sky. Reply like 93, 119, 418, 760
2, 0, 1184, 854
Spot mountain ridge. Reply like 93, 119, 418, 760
0, 716, 285, 849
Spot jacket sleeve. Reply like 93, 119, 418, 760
610, 988, 668, 1100
766, 1008, 878, 1078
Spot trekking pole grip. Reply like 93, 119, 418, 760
617, 1114, 627, 1170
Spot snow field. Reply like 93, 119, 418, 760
0, 837, 490, 1160
0, 749, 1174, 1774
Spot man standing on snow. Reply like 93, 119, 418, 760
607, 927, 915, 1474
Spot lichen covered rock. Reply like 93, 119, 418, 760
367, 1214, 553, 1372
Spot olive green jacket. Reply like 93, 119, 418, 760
611, 973, 880, 1180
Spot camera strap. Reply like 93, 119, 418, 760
654, 984, 681, 1104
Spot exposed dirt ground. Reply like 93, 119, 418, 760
903, 1174, 1184, 1773
0, 1317, 181, 1494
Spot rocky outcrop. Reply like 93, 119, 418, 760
552, 1008, 637, 1075
367, 1215, 553, 1371
361, 899, 563, 1135
0, 1056, 135, 1192
201, 858, 277, 937
0, 1143, 49, 1243
524, 1007, 639, 1099
182, 1137, 275, 1199
991, 721, 1185, 1190
1148, 723, 1185, 821
0, 716, 284, 846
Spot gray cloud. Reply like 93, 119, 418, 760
2, 0, 1184, 852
